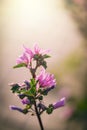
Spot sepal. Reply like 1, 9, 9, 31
46, 104, 54, 114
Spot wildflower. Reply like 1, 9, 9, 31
21, 80, 30, 90
10, 105, 28, 114
16, 52, 31, 68
18, 94, 26, 99
23, 45, 34, 60
53, 97, 65, 109
24, 44, 50, 58
24, 80, 30, 90
9, 105, 24, 113
17, 53, 29, 65
10, 44, 66, 130
21, 97, 30, 105
15, 44, 50, 69
19, 80, 30, 90
36, 68, 56, 88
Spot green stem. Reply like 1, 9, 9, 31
30, 62, 44, 130
34, 101, 44, 130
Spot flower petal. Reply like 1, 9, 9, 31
53, 97, 65, 109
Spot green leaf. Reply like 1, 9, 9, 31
25, 90, 34, 97
43, 54, 50, 59
22, 108, 29, 114
30, 87, 36, 96
11, 84, 20, 93
30, 78, 36, 86
42, 61, 47, 69
25, 79, 36, 97
13, 63, 27, 68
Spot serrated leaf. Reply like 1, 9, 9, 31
13, 63, 27, 68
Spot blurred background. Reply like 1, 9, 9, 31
0, 0, 87, 130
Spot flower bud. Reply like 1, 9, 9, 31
53, 97, 65, 109
21, 98, 30, 105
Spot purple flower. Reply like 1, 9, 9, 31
21, 98, 30, 105
23, 45, 34, 60
24, 80, 30, 90
53, 97, 65, 109
24, 44, 50, 58
36, 68, 56, 88
16, 44, 49, 68
18, 94, 26, 99
16, 52, 30, 68
33, 44, 50, 55
9, 105, 24, 113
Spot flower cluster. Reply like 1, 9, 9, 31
10, 44, 65, 116
15, 44, 50, 69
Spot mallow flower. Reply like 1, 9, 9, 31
24, 44, 50, 58
21, 97, 30, 105
10, 44, 65, 130
9, 105, 24, 113
9, 105, 28, 114
36, 68, 56, 88
53, 97, 65, 109
16, 52, 31, 68
14, 44, 50, 70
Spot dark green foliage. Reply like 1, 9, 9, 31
41, 89, 48, 95
22, 108, 29, 114
46, 104, 54, 114
38, 95, 43, 100
41, 60, 47, 69
33, 54, 49, 69
11, 84, 20, 93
